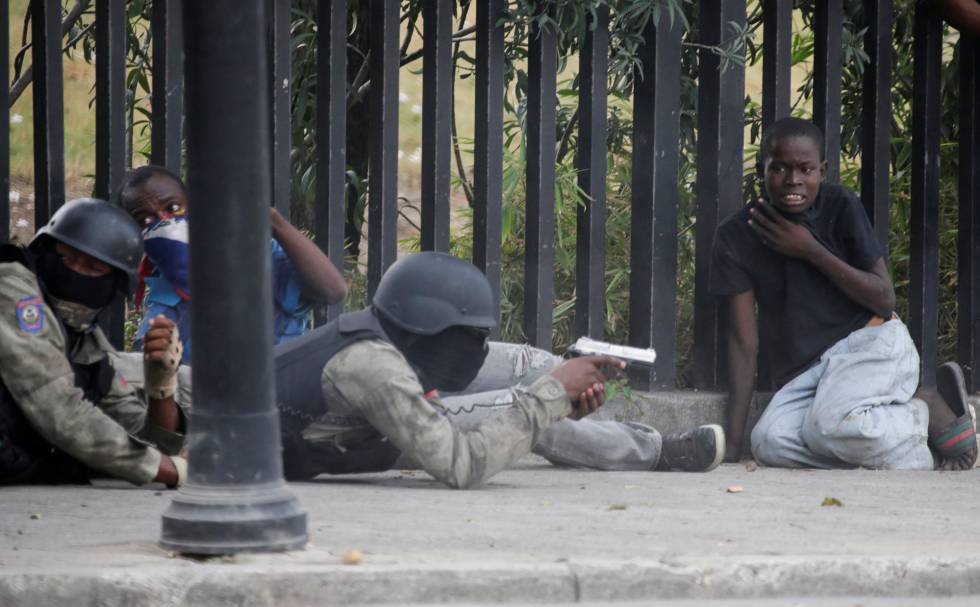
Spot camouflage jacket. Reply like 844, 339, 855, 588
0, 259, 181, 485
305, 338, 571, 488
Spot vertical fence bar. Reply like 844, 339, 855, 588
151, 0, 184, 172
959, 34, 980, 391
0, 4, 8, 243
693, 0, 746, 390
269, 0, 292, 215
574, 5, 608, 340
473, 0, 505, 333
860, 0, 893, 249
909, 4, 943, 386
161, 0, 306, 555
367, 0, 400, 296
761, 0, 792, 130
31, 0, 66, 227
629, 15, 682, 389
524, 18, 558, 351
95, 0, 129, 349
95, 0, 127, 201
420, 0, 452, 252
813, 0, 842, 182
315, 0, 347, 323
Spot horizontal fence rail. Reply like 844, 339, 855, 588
3, 0, 978, 392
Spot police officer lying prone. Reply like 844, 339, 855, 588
268, 252, 725, 488
0, 199, 186, 487
111, 251, 725, 489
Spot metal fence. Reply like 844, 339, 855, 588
2, 0, 978, 392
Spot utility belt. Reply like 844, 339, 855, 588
278, 406, 400, 481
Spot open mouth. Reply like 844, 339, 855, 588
779, 193, 807, 206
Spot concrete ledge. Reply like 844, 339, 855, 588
4, 556, 980, 606
598, 391, 980, 444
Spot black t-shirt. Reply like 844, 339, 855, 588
709, 183, 884, 388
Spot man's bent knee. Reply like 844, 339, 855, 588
751, 423, 804, 468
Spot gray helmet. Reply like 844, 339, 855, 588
373, 252, 497, 335
30, 198, 144, 294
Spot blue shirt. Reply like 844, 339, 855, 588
134, 239, 313, 364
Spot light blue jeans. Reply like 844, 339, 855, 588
750, 320, 933, 470
439, 343, 663, 470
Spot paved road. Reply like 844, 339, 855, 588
1, 461, 978, 605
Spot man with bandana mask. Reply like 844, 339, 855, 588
274, 252, 726, 487
0, 198, 186, 487
113, 164, 347, 364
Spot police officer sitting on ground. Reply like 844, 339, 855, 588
274, 252, 726, 487
0, 199, 185, 487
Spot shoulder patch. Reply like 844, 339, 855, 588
16, 296, 46, 334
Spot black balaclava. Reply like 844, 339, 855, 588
376, 308, 489, 393
35, 247, 118, 330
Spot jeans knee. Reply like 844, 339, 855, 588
750, 422, 798, 467
800, 410, 844, 449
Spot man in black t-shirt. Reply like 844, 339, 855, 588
710, 117, 976, 471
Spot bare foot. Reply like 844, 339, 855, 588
918, 368, 978, 471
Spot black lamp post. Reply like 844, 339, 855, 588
160, 0, 307, 554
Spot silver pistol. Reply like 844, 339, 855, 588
567, 337, 657, 368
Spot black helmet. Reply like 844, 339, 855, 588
30, 198, 144, 294
373, 252, 497, 335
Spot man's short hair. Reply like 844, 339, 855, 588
758, 117, 826, 169
113, 165, 187, 213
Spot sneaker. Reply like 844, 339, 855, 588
657, 424, 725, 472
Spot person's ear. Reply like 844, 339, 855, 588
819, 159, 828, 180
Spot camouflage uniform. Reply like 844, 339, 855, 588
304, 338, 572, 488
115, 340, 662, 486
0, 259, 183, 485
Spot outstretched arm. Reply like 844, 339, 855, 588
270, 208, 347, 305
748, 200, 895, 318
724, 290, 759, 462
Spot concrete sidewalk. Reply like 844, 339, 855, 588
2, 460, 980, 606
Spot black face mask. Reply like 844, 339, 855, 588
375, 310, 491, 392
405, 326, 490, 393
36, 250, 118, 310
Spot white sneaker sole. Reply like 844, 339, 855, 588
702, 424, 726, 472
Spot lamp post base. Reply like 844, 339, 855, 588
160, 482, 308, 555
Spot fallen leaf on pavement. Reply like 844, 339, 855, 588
608, 504, 627, 511
341, 549, 363, 565
726, 486, 744, 493
29, 513, 42, 520
821, 497, 843, 507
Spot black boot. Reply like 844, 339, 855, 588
656, 424, 725, 472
